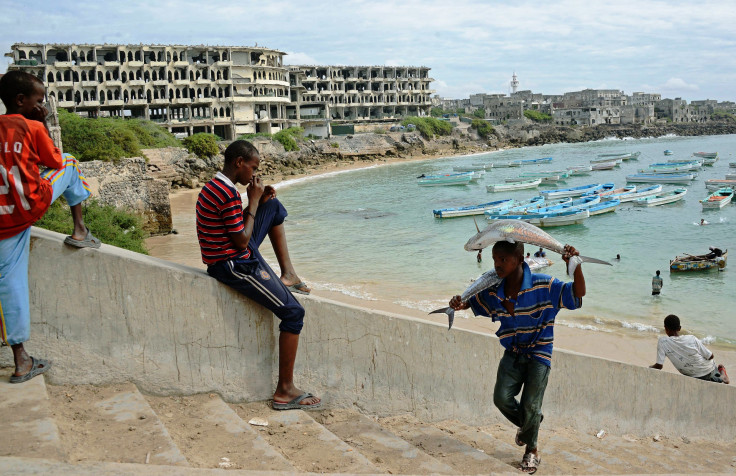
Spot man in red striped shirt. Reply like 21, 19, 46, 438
0, 71, 100, 384
196, 140, 320, 410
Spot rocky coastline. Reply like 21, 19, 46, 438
78, 121, 736, 235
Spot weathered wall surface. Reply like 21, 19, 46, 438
7, 228, 736, 441
79, 158, 172, 234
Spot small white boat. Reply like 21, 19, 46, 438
591, 161, 617, 170
539, 209, 589, 227
644, 162, 701, 173
417, 172, 472, 186
693, 152, 718, 159
597, 152, 640, 160
668, 159, 703, 167
700, 188, 734, 209
469, 171, 485, 182
633, 188, 687, 207
487, 178, 541, 192
626, 173, 696, 184
567, 164, 592, 175
517, 170, 571, 179
492, 161, 521, 168
729, 162, 736, 168
591, 156, 623, 165
614, 184, 662, 202
726, 173, 736, 181
541, 183, 605, 199
705, 179, 736, 191
664, 150, 673, 156
453, 165, 486, 172
587, 199, 620, 216
433, 198, 514, 218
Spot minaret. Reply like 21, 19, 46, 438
510, 72, 519, 94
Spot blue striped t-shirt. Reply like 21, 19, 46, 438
469, 261, 581, 367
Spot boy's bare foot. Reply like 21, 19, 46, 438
718, 364, 729, 384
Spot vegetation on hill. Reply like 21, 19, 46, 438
34, 198, 148, 254
471, 119, 494, 138
59, 110, 181, 162
712, 110, 736, 122
182, 132, 220, 158
238, 127, 305, 152
524, 110, 553, 122
401, 116, 453, 139
472, 108, 486, 119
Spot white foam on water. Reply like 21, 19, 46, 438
557, 319, 612, 333
702, 335, 716, 345
312, 281, 378, 301
621, 321, 660, 333
274, 165, 381, 190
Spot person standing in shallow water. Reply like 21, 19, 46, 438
652, 270, 663, 296
195, 140, 320, 410
448, 240, 585, 474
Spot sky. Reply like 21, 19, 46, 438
2, 0, 735, 102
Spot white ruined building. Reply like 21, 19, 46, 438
5, 43, 433, 139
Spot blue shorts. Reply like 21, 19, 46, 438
0, 154, 91, 346
207, 198, 305, 335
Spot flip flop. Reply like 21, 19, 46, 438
9, 356, 52, 384
64, 228, 101, 249
287, 282, 311, 295
272, 392, 322, 411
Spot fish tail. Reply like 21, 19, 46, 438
429, 307, 456, 330
579, 255, 613, 266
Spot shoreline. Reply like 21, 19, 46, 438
148, 144, 736, 379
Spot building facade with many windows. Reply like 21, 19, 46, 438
5, 43, 433, 139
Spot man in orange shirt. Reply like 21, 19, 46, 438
0, 71, 100, 383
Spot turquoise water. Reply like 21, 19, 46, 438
267, 134, 736, 345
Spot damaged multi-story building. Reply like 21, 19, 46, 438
4, 43, 433, 139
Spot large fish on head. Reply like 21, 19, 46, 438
431, 219, 611, 330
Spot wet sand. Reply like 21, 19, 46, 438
146, 154, 736, 380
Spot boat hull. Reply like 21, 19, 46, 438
670, 250, 728, 272
633, 188, 687, 207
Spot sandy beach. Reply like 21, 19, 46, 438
146, 151, 736, 381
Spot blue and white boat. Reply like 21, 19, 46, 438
613, 184, 662, 202
541, 183, 608, 199
433, 198, 514, 218
633, 187, 687, 207
487, 208, 587, 226
664, 150, 673, 156
487, 178, 541, 192
485, 196, 547, 217
417, 172, 473, 186
587, 199, 620, 216
511, 157, 553, 166
534, 195, 599, 215
625, 173, 696, 184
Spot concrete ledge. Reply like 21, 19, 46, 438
7, 227, 735, 440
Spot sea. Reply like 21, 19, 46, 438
151, 133, 736, 348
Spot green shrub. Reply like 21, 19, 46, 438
401, 116, 453, 139
182, 133, 219, 158
34, 198, 148, 254
273, 127, 304, 152
373, 127, 386, 134
524, 110, 553, 122
471, 119, 494, 138
330, 142, 339, 148
59, 110, 180, 162
473, 108, 486, 119
237, 132, 273, 141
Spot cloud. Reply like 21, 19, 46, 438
661, 78, 700, 92
284, 52, 320, 65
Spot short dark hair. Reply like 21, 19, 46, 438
224, 140, 258, 166
664, 314, 680, 331
492, 240, 524, 258
0, 70, 44, 108
655, 270, 660, 276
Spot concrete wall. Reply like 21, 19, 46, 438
5, 228, 735, 440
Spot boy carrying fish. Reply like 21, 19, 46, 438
449, 239, 586, 474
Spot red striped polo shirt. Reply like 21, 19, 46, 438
196, 172, 251, 265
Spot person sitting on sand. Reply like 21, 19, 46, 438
196, 140, 319, 410
650, 314, 729, 384
449, 240, 585, 474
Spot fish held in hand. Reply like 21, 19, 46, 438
464, 219, 611, 266
430, 269, 501, 330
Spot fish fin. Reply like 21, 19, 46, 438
429, 307, 455, 330
579, 255, 613, 266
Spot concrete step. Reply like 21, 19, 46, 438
45, 382, 188, 466
314, 408, 457, 474
433, 419, 570, 474
0, 369, 65, 461
376, 413, 517, 474
144, 393, 295, 471
231, 401, 380, 473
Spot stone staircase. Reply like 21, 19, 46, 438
2, 368, 734, 475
